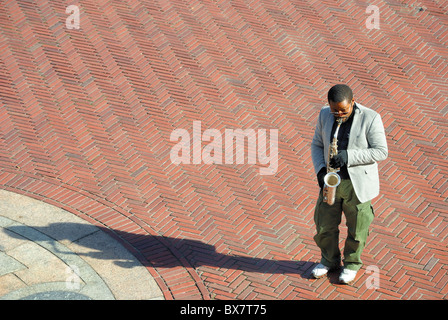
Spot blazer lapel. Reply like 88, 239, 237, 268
348, 104, 362, 149
325, 111, 335, 144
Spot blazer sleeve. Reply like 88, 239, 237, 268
311, 109, 327, 174
347, 112, 388, 166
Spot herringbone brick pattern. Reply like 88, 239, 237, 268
0, 0, 447, 299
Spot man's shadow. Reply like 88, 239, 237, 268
5, 222, 319, 280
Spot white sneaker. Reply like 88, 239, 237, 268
339, 268, 357, 284
311, 263, 329, 279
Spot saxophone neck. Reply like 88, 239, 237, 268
334, 117, 343, 138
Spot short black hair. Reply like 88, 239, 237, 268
328, 84, 353, 103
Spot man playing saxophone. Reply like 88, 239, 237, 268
310, 84, 388, 284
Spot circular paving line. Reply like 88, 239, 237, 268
0, 189, 164, 300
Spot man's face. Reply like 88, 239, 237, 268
329, 99, 354, 122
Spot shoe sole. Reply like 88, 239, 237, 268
339, 276, 356, 285
339, 279, 355, 285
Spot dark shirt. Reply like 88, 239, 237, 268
329, 104, 357, 179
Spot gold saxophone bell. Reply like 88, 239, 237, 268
322, 172, 341, 205
323, 118, 343, 205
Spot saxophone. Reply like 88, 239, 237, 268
322, 118, 342, 205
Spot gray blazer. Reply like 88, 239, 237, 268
311, 103, 388, 203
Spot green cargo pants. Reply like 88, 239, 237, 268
314, 179, 374, 271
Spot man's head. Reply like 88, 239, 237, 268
327, 84, 354, 122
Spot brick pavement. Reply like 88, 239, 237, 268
0, 0, 447, 300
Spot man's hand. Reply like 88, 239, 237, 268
329, 150, 348, 169
317, 167, 326, 189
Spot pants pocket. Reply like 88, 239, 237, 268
354, 202, 374, 240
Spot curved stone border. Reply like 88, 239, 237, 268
0, 190, 164, 300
